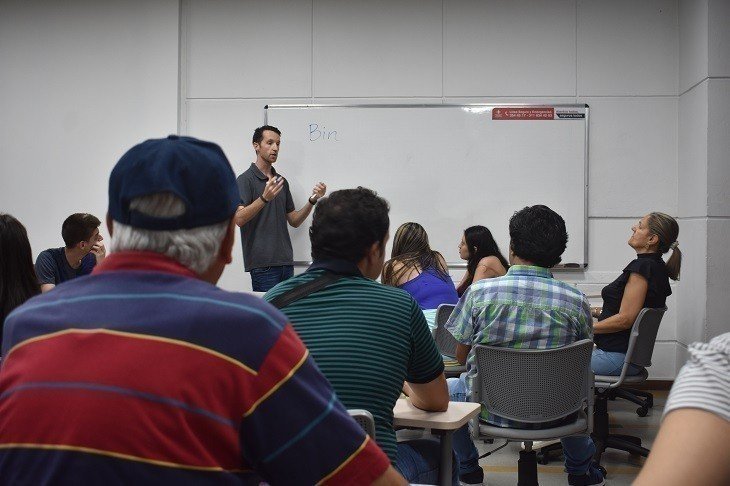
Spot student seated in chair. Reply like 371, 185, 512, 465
591, 212, 680, 376
445, 205, 603, 486
35, 213, 106, 292
381, 222, 458, 310
265, 187, 457, 485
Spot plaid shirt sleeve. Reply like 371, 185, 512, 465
445, 287, 475, 345
577, 294, 593, 340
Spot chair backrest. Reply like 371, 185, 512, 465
625, 307, 667, 368
348, 409, 376, 439
473, 340, 594, 423
434, 304, 458, 357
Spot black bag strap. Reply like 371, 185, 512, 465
269, 271, 344, 309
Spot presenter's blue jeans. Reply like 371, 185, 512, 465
395, 439, 459, 486
249, 265, 293, 292
448, 375, 596, 476
591, 348, 642, 376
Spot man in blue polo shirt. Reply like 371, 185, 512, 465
35, 213, 106, 292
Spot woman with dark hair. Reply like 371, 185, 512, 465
592, 212, 682, 375
456, 225, 509, 296
382, 222, 458, 310
0, 214, 40, 351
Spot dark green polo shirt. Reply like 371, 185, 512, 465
264, 260, 445, 463
236, 164, 295, 271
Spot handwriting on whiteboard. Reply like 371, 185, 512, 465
309, 124, 339, 141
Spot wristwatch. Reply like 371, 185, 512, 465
308, 196, 318, 205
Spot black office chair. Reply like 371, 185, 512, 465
536, 307, 666, 471
592, 307, 666, 464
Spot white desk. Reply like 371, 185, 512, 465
393, 398, 481, 486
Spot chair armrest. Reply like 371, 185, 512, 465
586, 369, 595, 434
468, 372, 481, 439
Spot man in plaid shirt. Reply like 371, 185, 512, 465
446, 205, 603, 486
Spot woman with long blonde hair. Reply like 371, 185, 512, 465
382, 222, 458, 310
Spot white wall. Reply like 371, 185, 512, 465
181, 0, 683, 378
5, 0, 724, 378
677, 0, 730, 369
0, 0, 179, 257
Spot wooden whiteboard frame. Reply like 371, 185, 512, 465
265, 103, 590, 271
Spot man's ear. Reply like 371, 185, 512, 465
219, 219, 236, 264
106, 213, 114, 237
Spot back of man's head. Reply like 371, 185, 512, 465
509, 205, 568, 268
107, 135, 240, 275
62, 213, 100, 248
310, 187, 390, 263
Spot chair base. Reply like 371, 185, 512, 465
593, 434, 650, 459
517, 449, 539, 486
609, 387, 653, 416
536, 441, 563, 465
593, 390, 650, 466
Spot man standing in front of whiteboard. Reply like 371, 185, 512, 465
235, 125, 326, 291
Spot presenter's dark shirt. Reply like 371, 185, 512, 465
35, 248, 96, 286
595, 253, 671, 353
236, 164, 295, 272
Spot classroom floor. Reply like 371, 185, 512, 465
467, 390, 666, 485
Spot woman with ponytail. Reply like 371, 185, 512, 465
592, 212, 681, 375
381, 222, 458, 310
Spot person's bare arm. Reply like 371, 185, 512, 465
593, 273, 648, 334
287, 182, 326, 228
90, 242, 106, 264
403, 374, 449, 412
286, 204, 314, 228
455, 343, 471, 365
456, 271, 471, 295
40, 283, 55, 293
372, 465, 407, 485
633, 409, 730, 486
473, 256, 506, 282
234, 177, 284, 227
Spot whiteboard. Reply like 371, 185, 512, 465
265, 104, 589, 268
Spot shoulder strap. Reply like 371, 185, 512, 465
269, 272, 344, 309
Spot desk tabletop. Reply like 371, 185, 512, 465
393, 398, 481, 430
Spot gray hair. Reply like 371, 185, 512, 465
110, 193, 229, 274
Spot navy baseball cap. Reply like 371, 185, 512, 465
108, 135, 240, 230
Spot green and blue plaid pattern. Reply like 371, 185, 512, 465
446, 265, 593, 426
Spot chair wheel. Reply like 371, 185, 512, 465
536, 452, 549, 465
637, 407, 648, 417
